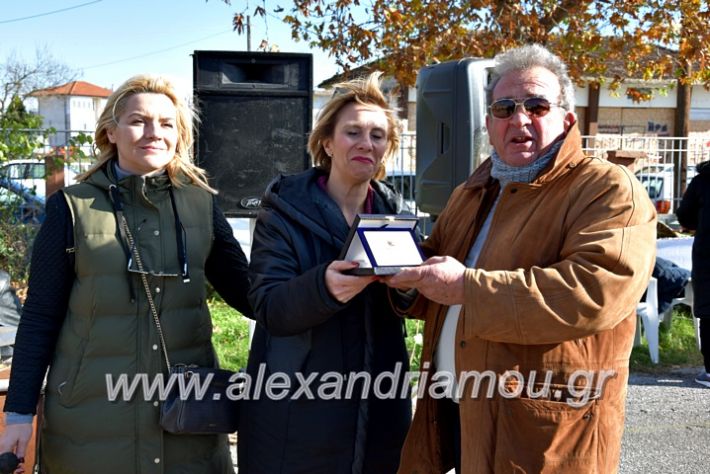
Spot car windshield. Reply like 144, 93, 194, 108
637, 175, 663, 200
636, 165, 671, 175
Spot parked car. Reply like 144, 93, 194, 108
0, 159, 46, 197
636, 164, 677, 175
0, 159, 88, 198
635, 164, 697, 214
0, 177, 46, 224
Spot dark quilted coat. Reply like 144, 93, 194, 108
238, 168, 411, 474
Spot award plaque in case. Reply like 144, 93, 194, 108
338, 214, 424, 275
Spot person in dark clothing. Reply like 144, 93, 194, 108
676, 160, 710, 388
652, 256, 691, 314
238, 72, 411, 474
0, 75, 251, 473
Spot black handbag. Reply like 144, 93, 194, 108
114, 195, 241, 434
159, 365, 241, 434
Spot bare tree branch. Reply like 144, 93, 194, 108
0, 46, 78, 119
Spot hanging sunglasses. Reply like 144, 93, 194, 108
488, 97, 559, 119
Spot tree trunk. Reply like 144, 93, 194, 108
397, 80, 409, 127
584, 82, 600, 136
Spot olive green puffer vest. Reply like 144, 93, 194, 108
40, 166, 233, 474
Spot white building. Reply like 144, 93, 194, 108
29, 81, 113, 146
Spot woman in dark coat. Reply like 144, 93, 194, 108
676, 160, 710, 388
238, 73, 411, 473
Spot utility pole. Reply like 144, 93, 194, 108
247, 15, 251, 51
673, 11, 692, 205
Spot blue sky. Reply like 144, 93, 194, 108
0, 0, 339, 96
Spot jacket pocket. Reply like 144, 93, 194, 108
494, 394, 599, 473
56, 337, 89, 408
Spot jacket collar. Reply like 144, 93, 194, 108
262, 168, 403, 248
84, 160, 176, 200
464, 123, 586, 190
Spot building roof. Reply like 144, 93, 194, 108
591, 43, 680, 82
318, 62, 379, 88
29, 81, 113, 98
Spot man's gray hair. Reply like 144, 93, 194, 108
486, 44, 575, 112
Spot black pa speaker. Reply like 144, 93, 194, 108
415, 58, 495, 218
193, 51, 313, 217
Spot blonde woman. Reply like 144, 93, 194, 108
239, 73, 411, 473
0, 75, 250, 473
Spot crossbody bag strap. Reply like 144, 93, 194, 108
110, 185, 172, 371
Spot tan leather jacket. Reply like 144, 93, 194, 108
398, 125, 656, 474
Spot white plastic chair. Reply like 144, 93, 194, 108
661, 279, 701, 351
636, 276, 660, 363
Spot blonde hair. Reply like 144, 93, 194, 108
78, 74, 216, 193
308, 72, 400, 181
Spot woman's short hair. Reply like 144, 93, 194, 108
308, 72, 400, 181
79, 74, 215, 193
486, 44, 576, 113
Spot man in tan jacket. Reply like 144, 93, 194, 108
387, 44, 656, 473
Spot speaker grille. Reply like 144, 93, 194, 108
194, 52, 313, 217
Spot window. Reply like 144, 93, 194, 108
638, 176, 663, 200
2, 163, 25, 179
28, 163, 45, 179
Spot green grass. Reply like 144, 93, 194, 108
405, 319, 425, 372
208, 300, 427, 372
630, 305, 703, 372
209, 301, 703, 374
209, 298, 251, 371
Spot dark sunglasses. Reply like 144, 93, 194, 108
488, 97, 559, 119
